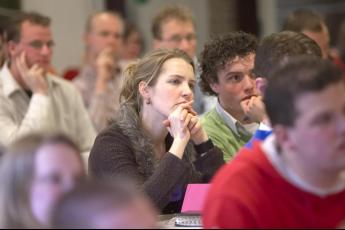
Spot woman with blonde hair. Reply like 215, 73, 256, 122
0, 133, 86, 228
89, 49, 224, 213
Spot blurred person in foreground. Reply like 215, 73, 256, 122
52, 179, 158, 229
0, 133, 85, 228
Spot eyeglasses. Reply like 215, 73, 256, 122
26, 40, 55, 50
162, 34, 196, 44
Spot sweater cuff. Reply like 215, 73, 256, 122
194, 139, 214, 156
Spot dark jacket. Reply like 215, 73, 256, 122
89, 106, 224, 213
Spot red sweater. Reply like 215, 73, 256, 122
203, 142, 345, 228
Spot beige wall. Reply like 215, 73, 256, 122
22, 0, 105, 74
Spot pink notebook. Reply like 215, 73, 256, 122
181, 184, 210, 214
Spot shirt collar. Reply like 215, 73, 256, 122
1, 64, 23, 98
262, 135, 345, 197
215, 99, 257, 137
1, 63, 56, 98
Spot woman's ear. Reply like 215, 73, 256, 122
255, 77, 268, 96
139, 81, 150, 99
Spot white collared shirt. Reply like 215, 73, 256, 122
215, 100, 258, 137
262, 135, 345, 197
0, 64, 96, 152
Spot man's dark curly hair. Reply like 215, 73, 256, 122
199, 31, 257, 96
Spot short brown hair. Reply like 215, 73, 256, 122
151, 4, 195, 40
199, 31, 258, 96
254, 31, 322, 79
265, 56, 342, 127
6, 11, 50, 43
283, 9, 325, 33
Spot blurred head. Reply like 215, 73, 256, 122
0, 133, 85, 228
52, 179, 158, 229
6, 12, 53, 72
121, 48, 194, 117
199, 31, 258, 116
254, 31, 322, 95
152, 5, 196, 58
84, 11, 124, 60
265, 56, 345, 173
121, 22, 144, 60
283, 9, 330, 59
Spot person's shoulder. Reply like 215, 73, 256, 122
49, 75, 83, 96
95, 122, 130, 144
211, 146, 268, 190
201, 108, 224, 126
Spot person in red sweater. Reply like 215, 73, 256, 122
203, 56, 345, 228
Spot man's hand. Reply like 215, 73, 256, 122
16, 52, 48, 95
240, 95, 267, 123
95, 48, 118, 94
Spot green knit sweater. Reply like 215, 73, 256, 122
201, 108, 253, 162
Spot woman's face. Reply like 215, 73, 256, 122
147, 57, 195, 117
30, 143, 84, 226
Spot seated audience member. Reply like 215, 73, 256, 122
199, 31, 265, 161
0, 133, 86, 228
89, 49, 224, 214
52, 179, 158, 229
120, 22, 144, 64
152, 4, 214, 114
246, 31, 322, 147
74, 11, 124, 132
203, 56, 345, 228
283, 9, 330, 60
0, 12, 96, 151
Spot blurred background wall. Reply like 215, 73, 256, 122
1, 0, 345, 75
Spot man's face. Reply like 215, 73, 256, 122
154, 19, 196, 58
9, 21, 53, 71
303, 24, 330, 59
285, 82, 345, 173
85, 14, 123, 58
210, 54, 258, 118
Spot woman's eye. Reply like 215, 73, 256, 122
169, 79, 181, 85
189, 83, 195, 90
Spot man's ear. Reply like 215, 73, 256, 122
255, 77, 267, 96
274, 124, 297, 153
209, 82, 220, 94
7, 41, 18, 57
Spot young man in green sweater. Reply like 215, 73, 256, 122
199, 32, 266, 161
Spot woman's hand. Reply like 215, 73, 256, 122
163, 101, 194, 159
187, 115, 209, 145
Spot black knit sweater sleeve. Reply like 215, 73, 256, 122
88, 125, 193, 210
